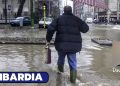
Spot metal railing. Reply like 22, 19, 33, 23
0, 19, 15, 24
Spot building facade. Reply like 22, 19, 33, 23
0, 0, 55, 20
73, 0, 120, 23
73, 0, 107, 22
0, 0, 31, 19
107, 0, 120, 23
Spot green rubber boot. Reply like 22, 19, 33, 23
70, 70, 77, 84
58, 65, 64, 73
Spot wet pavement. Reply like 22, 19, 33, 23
0, 26, 46, 38
0, 24, 120, 86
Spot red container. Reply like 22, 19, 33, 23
45, 47, 51, 64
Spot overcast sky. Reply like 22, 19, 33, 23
59, 0, 73, 15
62, 0, 73, 7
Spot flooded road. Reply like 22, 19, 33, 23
0, 24, 120, 86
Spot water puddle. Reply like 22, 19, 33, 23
0, 25, 120, 85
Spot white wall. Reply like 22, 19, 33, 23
60, 0, 73, 15
109, 0, 117, 11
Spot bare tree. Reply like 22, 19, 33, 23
16, 0, 26, 17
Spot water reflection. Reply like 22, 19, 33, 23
0, 45, 45, 71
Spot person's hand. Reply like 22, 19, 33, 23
45, 42, 50, 49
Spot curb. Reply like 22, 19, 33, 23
0, 37, 54, 45
91, 38, 112, 46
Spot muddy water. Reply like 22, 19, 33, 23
0, 24, 120, 86
79, 24, 120, 86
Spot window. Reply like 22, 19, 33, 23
2, 0, 8, 4
24, 17, 29, 19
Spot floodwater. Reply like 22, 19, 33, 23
0, 24, 120, 86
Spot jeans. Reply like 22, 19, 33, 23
57, 52, 77, 70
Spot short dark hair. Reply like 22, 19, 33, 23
64, 6, 72, 14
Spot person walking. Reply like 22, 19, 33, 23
46, 6, 89, 83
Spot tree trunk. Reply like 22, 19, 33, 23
16, 0, 26, 17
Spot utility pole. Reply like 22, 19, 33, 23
117, 0, 120, 20
66, 0, 68, 5
48, 0, 50, 16
43, 0, 46, 29
34, 0, 39, 29
93, 0, 96, 19
30, 0, 34, 27
4, 0, 7, 24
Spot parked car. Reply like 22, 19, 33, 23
93, 19, 99, 24
10, 17, 31, 26
39, 17, 53, 28
86, 18, 93, 23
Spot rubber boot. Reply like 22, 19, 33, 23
58, 65, 64, 73
70, 70, 77, 84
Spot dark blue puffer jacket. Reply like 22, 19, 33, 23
46, 13, 89, 53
